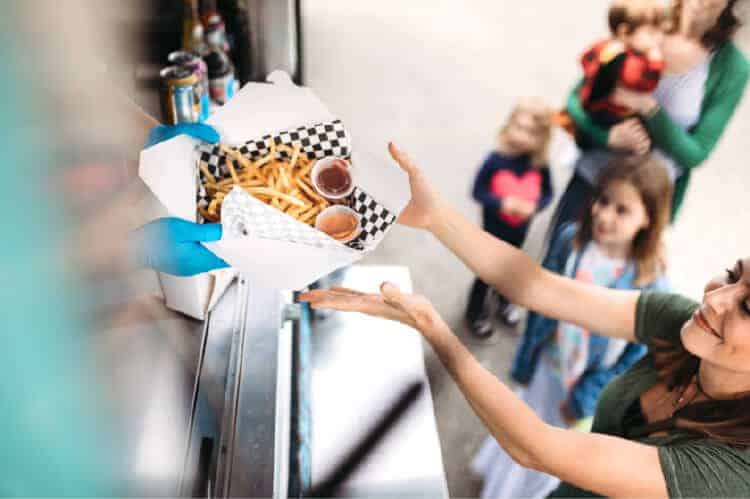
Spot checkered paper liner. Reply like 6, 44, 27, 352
346, 187, 398, 250
194, 119, 397, 252
197, 119, 350, 196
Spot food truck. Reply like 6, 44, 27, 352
108, 1, 449, 496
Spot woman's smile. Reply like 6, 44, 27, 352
693, 308, 722, 340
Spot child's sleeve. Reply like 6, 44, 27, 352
471, 153, 503, 210
536, 168, 554, 213
565, 80, 610, 149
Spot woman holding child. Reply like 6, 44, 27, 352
551, 0, 749, 236
302, 143, 750, 498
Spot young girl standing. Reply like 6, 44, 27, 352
466, 98, 554, 337
472, 155, 672, 499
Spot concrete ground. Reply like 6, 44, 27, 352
303, 1, 750, 496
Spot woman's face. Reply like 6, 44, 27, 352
681, 257, 750, 373
680, 0, 729, 35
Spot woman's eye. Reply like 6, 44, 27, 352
616, 205, 628, 216
726, 268, 739, 283
599, 196, 609, 206
742, 301, 750, 317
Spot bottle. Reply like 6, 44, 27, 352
205, 16, 230, 54
205, 49, 235, 105
199, 0, 219, 28
182, 0, 206, 54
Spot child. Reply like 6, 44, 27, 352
465, 97, 554, 338
558, 0, 668, 145
471, 155, 672, 499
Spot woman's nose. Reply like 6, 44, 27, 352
704, 283, 742, 316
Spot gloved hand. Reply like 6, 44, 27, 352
131, 217, 229, 276
145, 122, 220, 148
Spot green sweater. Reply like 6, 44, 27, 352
566, 41, 750, 219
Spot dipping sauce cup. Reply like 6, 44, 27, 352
311, 157, 355, 201
315, 205, 361, 243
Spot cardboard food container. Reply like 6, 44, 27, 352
139, 72, 409, 318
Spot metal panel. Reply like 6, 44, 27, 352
181, 279, 294, 498
244, 0, 301, 82
310, 265, 449, 498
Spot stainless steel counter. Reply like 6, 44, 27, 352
99, 275, 294, 497
97, 264, 446, 497
310, 265, 448, 498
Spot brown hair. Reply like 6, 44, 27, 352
574, 155, 672, 285
652, 336, 750, 447
498, 97, 553, 168
671, 0, 743, 49
609, 0, 669, 35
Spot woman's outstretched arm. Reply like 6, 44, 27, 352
390, 142, 640, 343
300, 284, 667, 498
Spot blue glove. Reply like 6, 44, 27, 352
131, 217, 229, 276
145, 123, 220, 148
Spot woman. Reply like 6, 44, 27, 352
301, 143, 750, 498
552, 0, 748, 234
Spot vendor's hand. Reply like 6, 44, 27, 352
145, 123, 221, 148
300, 282, 450, 339
607, 118, 651, 155
388, 142, 442, 230
611, 87, 658, 116
131, 217, 229, 276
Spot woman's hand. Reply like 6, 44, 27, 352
607, 119, 652, 155
611, 87, 659, 116
387, 142, 442, 230
299, 282, 451, 340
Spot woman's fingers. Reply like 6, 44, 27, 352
378, 282, 405, 312
388, 142, 419, 177
299, 287, 417, 327
380, 282, 440, 331
328, 286, 368, 296
299, 283, 445, 334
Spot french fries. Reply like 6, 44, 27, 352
198, 142, 331, 226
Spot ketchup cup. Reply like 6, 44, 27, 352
311, 157, 355, 201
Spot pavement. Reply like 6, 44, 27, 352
303, 1, 750, 496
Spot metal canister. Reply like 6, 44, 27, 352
205, 49, 235, 105
159, 66, 199, 125
168, 50, 210, 121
